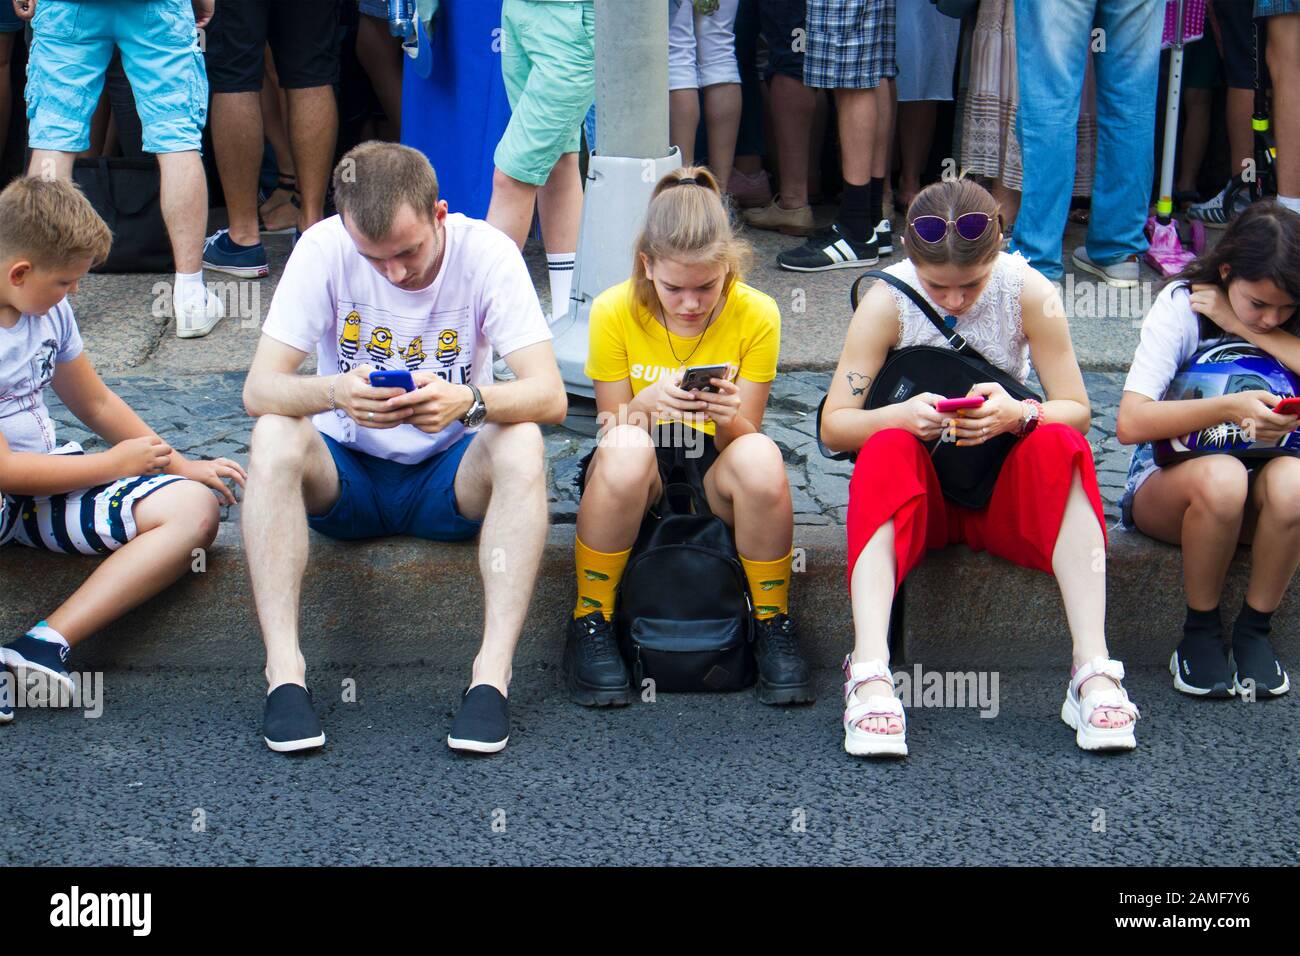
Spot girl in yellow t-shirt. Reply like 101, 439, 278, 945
561, 166, 812, 708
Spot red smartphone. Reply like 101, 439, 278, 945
1273, 397, 1300, 416
935, 396, 986, 413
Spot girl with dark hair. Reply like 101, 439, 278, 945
821, 178, 1137, 757
1117, 201, 1300, 700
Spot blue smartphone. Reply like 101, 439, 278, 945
369, 369, 415, 392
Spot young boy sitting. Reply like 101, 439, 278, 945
0, 176, 246, 722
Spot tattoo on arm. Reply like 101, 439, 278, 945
846, 371, 871, 396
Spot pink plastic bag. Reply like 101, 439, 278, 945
1162, 0, 1206, 47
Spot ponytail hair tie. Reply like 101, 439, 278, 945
669, 177, 699, 187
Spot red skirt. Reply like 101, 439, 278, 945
845, 424, 1107, 594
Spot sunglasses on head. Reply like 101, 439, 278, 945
909, 212, 995, 244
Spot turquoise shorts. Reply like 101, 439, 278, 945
493, 0, 595, 186
26, 0, 207, 154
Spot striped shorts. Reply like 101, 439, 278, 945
0, 444, 186, 556
804, 0, 896, 90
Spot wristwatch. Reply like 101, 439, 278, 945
1019, 399, 1042, 437
459, 382, 487, 428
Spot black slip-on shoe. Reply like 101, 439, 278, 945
448, 684, 510, 754
1170, 632, 1234, 698
263, 684, 326, 753
1230, 633, 1290, 697
562, 612, 634, 707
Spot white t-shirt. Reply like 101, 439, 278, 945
1123, 281, 1215, 401
0, 299, 83, 455
261, 213, 552, 465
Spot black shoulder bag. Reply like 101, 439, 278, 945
815, 269, 1042, 510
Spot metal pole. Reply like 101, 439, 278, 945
554, 0, 679, 397
594, 0, 669, 159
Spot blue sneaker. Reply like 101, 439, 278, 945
3, 634, 74, 697
202, 228, 269, 279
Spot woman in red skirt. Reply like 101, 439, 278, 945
819, 179, 1138, 757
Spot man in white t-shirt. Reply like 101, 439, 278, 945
241, 141, 567, 756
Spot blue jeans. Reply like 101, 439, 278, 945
1011, 0, 1162, 280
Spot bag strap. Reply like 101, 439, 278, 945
851, 269, 983, 359
659, 480, 713, 518
655, 434, 716, 517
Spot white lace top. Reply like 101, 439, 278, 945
881, 251, 1032, 384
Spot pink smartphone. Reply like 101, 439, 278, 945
935, 396, 986, 413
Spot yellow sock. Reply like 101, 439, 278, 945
574, 536, 632, 620
742, 551, 792, 620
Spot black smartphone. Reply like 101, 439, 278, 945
679, 363, 730, 393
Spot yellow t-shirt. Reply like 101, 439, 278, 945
585, 278, 780, 435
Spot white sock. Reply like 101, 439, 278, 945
547, 252, 575, 323
27, 621, 69, 649
173, 270, 206, 306
1277, 195, 1300, 215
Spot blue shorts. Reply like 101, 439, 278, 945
358, 0, 389, 18
26, 0, 207, 154
308, 432, 483, 542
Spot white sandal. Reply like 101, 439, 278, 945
1061, 657, 1140, 752
842, 655, 908, 757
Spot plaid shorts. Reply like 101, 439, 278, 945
0, 444, 185, 556
804, 0, 896, 90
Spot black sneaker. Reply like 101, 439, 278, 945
262, 684, 325, 753
874, 218, 893, 255
447, 684, 510, 754
1230, 633, 1290, 697
776, 222, 879, 272
562, 612, 633, 707
1169, 632, 1234, 698
752, 613, 815, 705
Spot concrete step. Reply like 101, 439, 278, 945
2, 522, 1293, 672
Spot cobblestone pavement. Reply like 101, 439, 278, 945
47, 370, 1131, 526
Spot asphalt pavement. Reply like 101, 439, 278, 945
2, 663, 1295, 866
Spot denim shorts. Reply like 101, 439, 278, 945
308, 432, 483, 542
358, 0, 389, 18
26, 0, 207, 153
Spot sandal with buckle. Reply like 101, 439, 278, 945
1061, 656, 1139, 752
842, 655, 907, 758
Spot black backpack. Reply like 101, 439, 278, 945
815, 269, 1042, 510
614, 449, 755, 693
